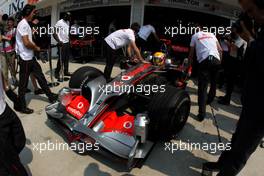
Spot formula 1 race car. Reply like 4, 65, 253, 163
46, 62, 191, 169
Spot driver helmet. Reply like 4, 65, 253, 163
153, 52, 166, 66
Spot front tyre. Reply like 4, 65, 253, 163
148, 85, 191, 140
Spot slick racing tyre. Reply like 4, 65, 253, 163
69, 66, 104, 89
148, 85, 191, 139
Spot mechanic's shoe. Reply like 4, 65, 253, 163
48, 93, 58, 103
218, 96, 230, 105
197, 114, 205, 122
14, 106, 34, 114
202, 162, 221, 176
34, 89, 45, 95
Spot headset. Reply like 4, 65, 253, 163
22, 4, 36, 17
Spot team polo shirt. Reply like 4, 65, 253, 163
190, 31, 220, 63
138, 25, 156, 41
16, 19, 34, 61
105, 29, 135, 50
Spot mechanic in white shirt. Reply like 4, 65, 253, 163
137, 24, 160, 52
104, 22, 145, 81
188, 23, 222, 121
15, 4, 58, 114
0, 65, 28, 176
53, 12, 71, 79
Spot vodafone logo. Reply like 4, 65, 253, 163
121, 76, 132, 81
77, 102, 84, 109
123, 121, 133, 129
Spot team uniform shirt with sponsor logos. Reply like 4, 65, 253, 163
190, 31, 220, 63
55, 19, 70, 44
16, 19, 34, 61
105, 29, 135, 50
138, 25, 156, 41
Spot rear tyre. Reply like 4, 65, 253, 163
69, 66, 103, 89
148, 85, 190, 140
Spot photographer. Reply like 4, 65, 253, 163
202, 0, 264, 175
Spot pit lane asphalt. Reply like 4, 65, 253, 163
8, 60, 263, 176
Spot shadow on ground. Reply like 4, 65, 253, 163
20, 139, 33, 176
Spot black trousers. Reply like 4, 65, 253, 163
55, 43, 70, 74
0, 105, 28, 176
217, 108, 264, 176
198, 56, 221, 116
103, 41, 118, 81
224, 56, 241, 101
18, 58, 52, 109
218, 51, 229, 87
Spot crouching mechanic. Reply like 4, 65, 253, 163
0, 67, 28, 176
15, 4, 58, 114
103, 22, 147, 81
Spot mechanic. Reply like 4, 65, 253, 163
0, 65, 28, 176
202, 0, 264, 175
136, 24, 160, 52
53, 12, 72, 79
15, 4, 58, 114
103, 22, 146, 82
188, 23, 222, 121
218, 26, 247, 105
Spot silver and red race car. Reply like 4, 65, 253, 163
46, 58, 191, 168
